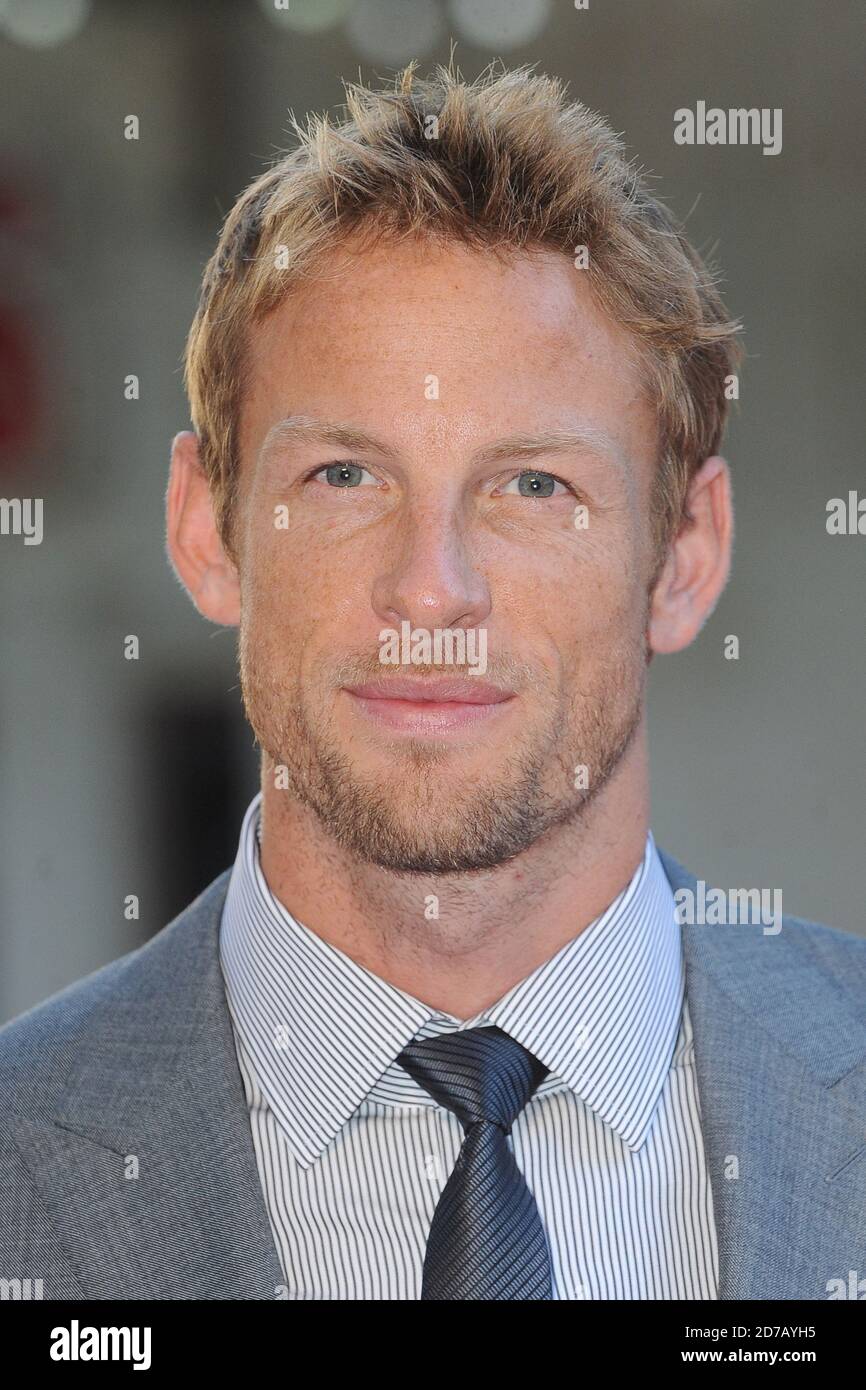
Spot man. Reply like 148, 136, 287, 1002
1, 60, 863, 1302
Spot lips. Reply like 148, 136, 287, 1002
343, 677, 514, 704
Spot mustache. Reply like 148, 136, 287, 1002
328, 650, 545, 693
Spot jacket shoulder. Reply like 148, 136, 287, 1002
777, 910, 866, 994
0, 868, 232, 1123
659, 846, 866, 1007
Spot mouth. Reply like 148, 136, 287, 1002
342, 676, 517, 734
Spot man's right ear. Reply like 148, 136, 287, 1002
165, 430, 240, 626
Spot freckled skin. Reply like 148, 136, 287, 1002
236, 239, 657, 874
168, 233, 732, 1013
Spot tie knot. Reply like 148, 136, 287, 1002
398, 1025, 548, 1134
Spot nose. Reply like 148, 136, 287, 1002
372, 503, 492, 636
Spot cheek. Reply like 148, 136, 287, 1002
241, 539, 373, 667
564, 544, 639, 623
548, 557, 648, 673
240, 549, 305, 658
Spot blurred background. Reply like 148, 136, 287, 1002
1, 0, 863, 1022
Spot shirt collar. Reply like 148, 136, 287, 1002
220, 793, 683, 1168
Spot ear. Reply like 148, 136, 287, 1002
648, 455, 733, 654
165, 430, 240, 626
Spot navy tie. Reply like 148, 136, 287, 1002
398, 1024, 553, 1300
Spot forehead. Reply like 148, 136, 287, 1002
239, 235, 656, 470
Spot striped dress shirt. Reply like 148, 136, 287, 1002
219, 793, 719, 1300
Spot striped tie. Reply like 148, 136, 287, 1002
398, 1024, 553, 1300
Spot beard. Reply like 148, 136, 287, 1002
238, 622, 647, 877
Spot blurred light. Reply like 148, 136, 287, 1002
346, 0, 444, 64
0, 0, 91, 48
448, 0, 551, 50
257, 0, 352, 34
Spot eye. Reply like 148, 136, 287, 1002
498, 469, 569, 499
310, 461, 378, 488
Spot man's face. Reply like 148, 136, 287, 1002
234, 236, 660, 873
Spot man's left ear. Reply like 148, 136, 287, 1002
648, 455, 733, 655
165, 430, 241, 626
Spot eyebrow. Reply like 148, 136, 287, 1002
258, 415, 627, 474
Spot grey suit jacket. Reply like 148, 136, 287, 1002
0, 851, 864, 1300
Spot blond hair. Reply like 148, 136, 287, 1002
184, 58, 743, 566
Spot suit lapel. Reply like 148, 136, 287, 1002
14, 871, 284, 1299
661, 850, 866, 1299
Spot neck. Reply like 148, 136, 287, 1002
258, 725, 650, 1019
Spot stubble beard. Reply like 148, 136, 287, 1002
238, 628, 647, 877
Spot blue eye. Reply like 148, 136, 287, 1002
501, 470, 566, 498
315, 462, 376, 487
